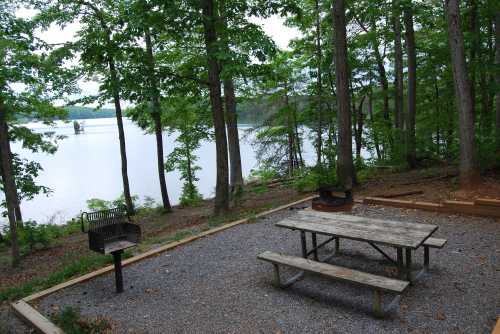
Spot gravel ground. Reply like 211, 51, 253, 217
14, 204, 500, 333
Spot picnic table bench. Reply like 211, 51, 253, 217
259, 210, 447, 317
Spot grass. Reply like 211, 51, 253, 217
0, 253, 113, 302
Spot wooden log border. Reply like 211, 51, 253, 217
11, 195, 316, 334
363, 197, 500, 218
492, 317, 500, 334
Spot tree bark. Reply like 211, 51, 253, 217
315, 0, 324, 168
468, 0, 478, 118
435, 76, 441, 156
292, 106, 304, 167
108, 57, 134, 214
445, 0, 480, 188
0, 136, 23, 222
355, 96, 366, 162
393, 0, 404, 130
202, 0, 229, 214
0, 103, 20, 267
368, 87, 382, 160
404, 2, 417, 168
495, 12, 500, 154
144, 28, 172, 211
224, 78, 244, 195
333, 0, 354, 190
284, 82, 296, 175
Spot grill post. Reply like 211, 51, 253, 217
113, 250, 124, 293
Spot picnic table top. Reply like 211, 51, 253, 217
276, 210, 438, 249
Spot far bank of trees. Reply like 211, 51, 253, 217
1, 0, 499, 266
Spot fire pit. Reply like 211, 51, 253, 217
81, 207, 141, 293
312, 186, 353, 212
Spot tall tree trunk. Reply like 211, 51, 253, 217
355, 96, 366, 162
218, 5, 244, 196
404, 2, 417, 168
224, 78, 244, 195
186, 142, 193, 192
333, 0, 354, 190
315, 0, 323, 168
468, 0, 478, 118
356, 18, 390, 125
495, 12, 500, 154
0, 103, 20, 267
368, 88, 382, 160
0, 137, 23, 222
435, 76, 441, 156
292, 106, 304, 167
445, 0, 480, 188
144, 29, 172, 211
393, 0, 404, 130
108, 58, 134, 214
284, 83, 295, 175
202, 0, 229, 214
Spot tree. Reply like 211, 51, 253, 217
219, 7, 243, 196
444, 0, 480, 187
120, 0, 172, 211
393, 0, 404, 131
0, 105, 20, 266
163, 97, 211, 206
201, 0, 230, 214
144, 28, 172, 211
37, 0, 136, 215
404, 0, 417, 168
333, 0, 354, 189
496, 12, 500, 154
252, 51, 305, 175
1, 0, 76, 265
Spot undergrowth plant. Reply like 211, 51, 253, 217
52, 307, 111, 334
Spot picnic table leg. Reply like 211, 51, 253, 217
424, 245, 430, 270
311, 233, 319, 261
300, 231, 307, 258
396, 247, 404, 278
405, 248, 412, 283
373, 290, 383, 318
273, 264, 281, 287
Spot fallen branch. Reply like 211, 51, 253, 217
374, 190, 424, 198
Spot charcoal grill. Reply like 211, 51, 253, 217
312, 186, 353, 212
81, 207, 141, 293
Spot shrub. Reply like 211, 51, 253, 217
248, 168, 279, 184
179, 183, 203, 207
1, 221, 54, 251
292, 167, 336, 193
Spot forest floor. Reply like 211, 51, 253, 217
0, 165, 499, 333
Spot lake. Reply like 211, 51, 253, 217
4, 118, 317, 225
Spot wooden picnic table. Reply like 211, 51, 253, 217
276, 210, 439, 282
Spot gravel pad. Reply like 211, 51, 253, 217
35, 204, 499, 334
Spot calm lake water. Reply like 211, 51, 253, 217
4, 118, 317, 225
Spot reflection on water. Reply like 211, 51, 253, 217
3, 118, 318, 225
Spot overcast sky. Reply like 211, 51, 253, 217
17, 7, 301, 107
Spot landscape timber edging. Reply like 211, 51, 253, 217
11, 195, 315, 334
492, 317, 500, 334
363, 197, 500, 218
